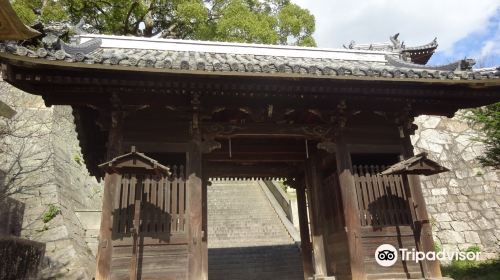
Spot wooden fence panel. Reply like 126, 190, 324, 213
353, 165, 412, 227
109, 166, 188, 279
112, 166, 187, 237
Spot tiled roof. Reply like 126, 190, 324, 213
1, 34, 498, 81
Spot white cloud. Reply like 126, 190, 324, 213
292, 0, 500, 53
478, 24, 500, 62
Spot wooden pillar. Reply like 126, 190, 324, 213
187, 141, 203, 280
304, 157, 328, 276
295, 180, 314, 279
201, 177, 209, 280
129, 175, 143, 280
106, 111, 124, 160
401, 134, 442, 278
95, 173, 119, 280
96, 110, 124, 280
335, 135, 366, 280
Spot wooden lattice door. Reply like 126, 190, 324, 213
96, 149, 190, 280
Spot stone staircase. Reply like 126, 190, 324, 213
208, 180, 304, 280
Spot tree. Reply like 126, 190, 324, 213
466, 103, 500, 169
11, 0, 316, 46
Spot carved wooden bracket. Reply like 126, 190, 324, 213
395, 103, 418, 137
317, 141, 335, 153
202, 123, 244, 139
201, 139, 222, 153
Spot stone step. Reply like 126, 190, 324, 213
207, 180, 303, 279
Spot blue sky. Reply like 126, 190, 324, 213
292, 0, 500, 68
429, 11, 499, 67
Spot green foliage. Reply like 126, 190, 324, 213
11, 0, 316, 46
11, 0, 68, 24
442, 257, 500, 280
213, 0, 279, 44
434, 241, 442, 253
466, 245, 481, 253
466, 103, 500, 169
11, 0, 39, 25
277, 3, 315, 46
42, 204, 60, 223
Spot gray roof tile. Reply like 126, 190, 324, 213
1, 35, 498, 81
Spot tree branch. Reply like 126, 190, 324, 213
124, 2, 139, 35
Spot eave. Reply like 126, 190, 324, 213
0, 0, 40, 40
1, 53, 499, 117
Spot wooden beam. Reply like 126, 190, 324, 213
122, 141, 189, 153
203, 123, 334, 139
205, 154, 306, 163
347, 144, 401, 153
304, 157, 328, 276
204, 163, 296, 179
335, 135, 366, 280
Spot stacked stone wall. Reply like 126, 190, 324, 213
412, 115, 500, 259
0, 77, 103, 279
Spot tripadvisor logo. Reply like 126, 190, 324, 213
375, 244, 398, 267
375, 244, 480, 266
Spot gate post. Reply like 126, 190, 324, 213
401, 132, 442, 278
335, 135, 366, 280
304, 156, 328, 277
187, 141, 203, 280
202, 176, 209, 280
95, 110, 124, 280
95, 173, 119, 280
292, 178, 314, 279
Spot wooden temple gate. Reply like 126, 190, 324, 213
1, 26, 498, 280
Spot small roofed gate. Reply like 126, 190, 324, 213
96, 148, 190, 280
352, 165, 423, 279
312, 150, 448, 280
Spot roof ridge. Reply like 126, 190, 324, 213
77, 34, 395, 60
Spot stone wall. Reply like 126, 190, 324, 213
412, 115, 500, 259
0, 77, 103, 279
